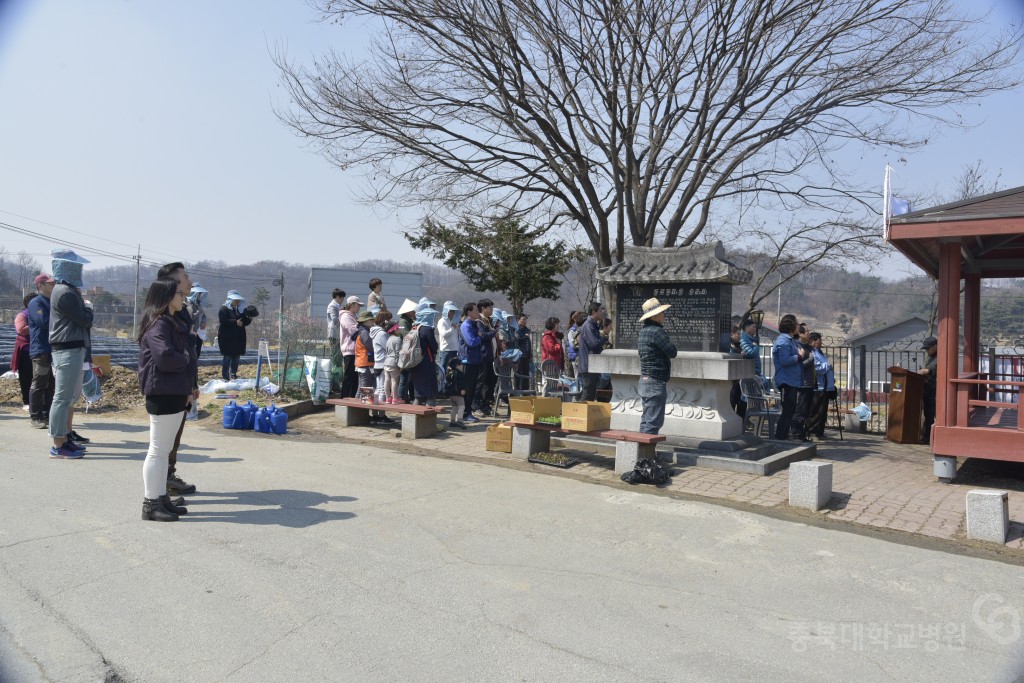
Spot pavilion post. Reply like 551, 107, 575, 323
936, 241, 961, 430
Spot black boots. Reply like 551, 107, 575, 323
167, 473, 197, 495
142, 498, 178, 522
159, 495, 188, 515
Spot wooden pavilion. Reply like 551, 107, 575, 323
888, 186, 1024, 476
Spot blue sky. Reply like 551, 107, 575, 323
0, 0, 1021, 278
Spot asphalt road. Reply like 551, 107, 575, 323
2, 411, 1023, 682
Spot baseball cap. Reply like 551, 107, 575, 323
34, 273, 55, 285
345, 295, 365, 306
920, 336, 938, 349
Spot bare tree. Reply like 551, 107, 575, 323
948, 159, 1004, 203
277, 0, 1020, 267
14, 251, 40, 293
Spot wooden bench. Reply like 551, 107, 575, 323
327, 398, 445, 439
504, 421, 667, 474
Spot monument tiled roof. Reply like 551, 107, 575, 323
599, 242, 752, 285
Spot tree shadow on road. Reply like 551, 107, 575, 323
180, 489, 358, 527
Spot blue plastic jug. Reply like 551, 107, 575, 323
242, 401, 259, 430
270, 405, 288, 435
222, 401, 239, 429
254, 406, 271, 433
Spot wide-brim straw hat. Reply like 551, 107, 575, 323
639, 297, 671, 321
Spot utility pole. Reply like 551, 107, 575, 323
273, 272, 285, 369
131, 245, 141, 340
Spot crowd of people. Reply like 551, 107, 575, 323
323, 281, 622, 425
719, 314, 839, 442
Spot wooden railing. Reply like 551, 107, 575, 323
949, 373, 1023, 431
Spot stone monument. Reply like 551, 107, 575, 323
592, 242, 753, 441
603, 242, 750, 351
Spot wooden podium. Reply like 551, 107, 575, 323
886, 367, 924, 444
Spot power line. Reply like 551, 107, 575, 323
0, 219, 277, 284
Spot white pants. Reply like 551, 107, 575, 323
144, 412, 184, 499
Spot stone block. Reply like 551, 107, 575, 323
511, 426, 549, 459
614, 441, 657, 475
335, 404, 370, 427
788, 461, 833, 511
933, 456, 957, 481
843, 413, 867, 433
966, 490, 1009, 544
402, 412, 437, 439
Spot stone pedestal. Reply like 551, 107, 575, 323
335, 404, 370, 427
402, 413, 437, 439
789, 461, 833, 511
966, 490, 1009, 543
615, 441, 657, 475
512, 426, 549, 458
589, 350, 753, 440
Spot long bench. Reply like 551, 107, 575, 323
504, 421, 667, 474
327, 398, 445, 439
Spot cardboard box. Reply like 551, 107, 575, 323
91, 353, 111, 378
485, 424, 513, 453
562, 401, 611, 432
509, 396, 562, 425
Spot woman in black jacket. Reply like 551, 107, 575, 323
217, 291, 252, 380
138, 278, 197, 522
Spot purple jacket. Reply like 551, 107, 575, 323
138, 315, 196, 397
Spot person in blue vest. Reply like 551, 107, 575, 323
806, 332, 837, 439
459, 301, 493, 424
27, 274, 56, 429
771, 315, 803, 441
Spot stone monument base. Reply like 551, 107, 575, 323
588, 349, 753, 441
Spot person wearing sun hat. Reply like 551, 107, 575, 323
435, 301, 460, 373
411, 306, 440, 405
185, 283, 209, 359
636, 297, 677, 435
46, 249, 94, 458
217, 290, 253, 380
395, 298, 419, 402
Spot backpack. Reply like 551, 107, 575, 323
397, 328, 423, 370
566, 327, 580, 361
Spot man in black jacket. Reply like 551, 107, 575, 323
577, 302, 607, 401
919, 336, 938, 444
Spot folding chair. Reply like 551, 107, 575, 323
493, 359, 535, 419
540, 359, 583, 402
739, 377, 781, 438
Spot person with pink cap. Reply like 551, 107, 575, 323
27, 273, 56, 429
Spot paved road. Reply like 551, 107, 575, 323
2, 411, 1023, 682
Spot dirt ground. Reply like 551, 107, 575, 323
0, 365, 310, 418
